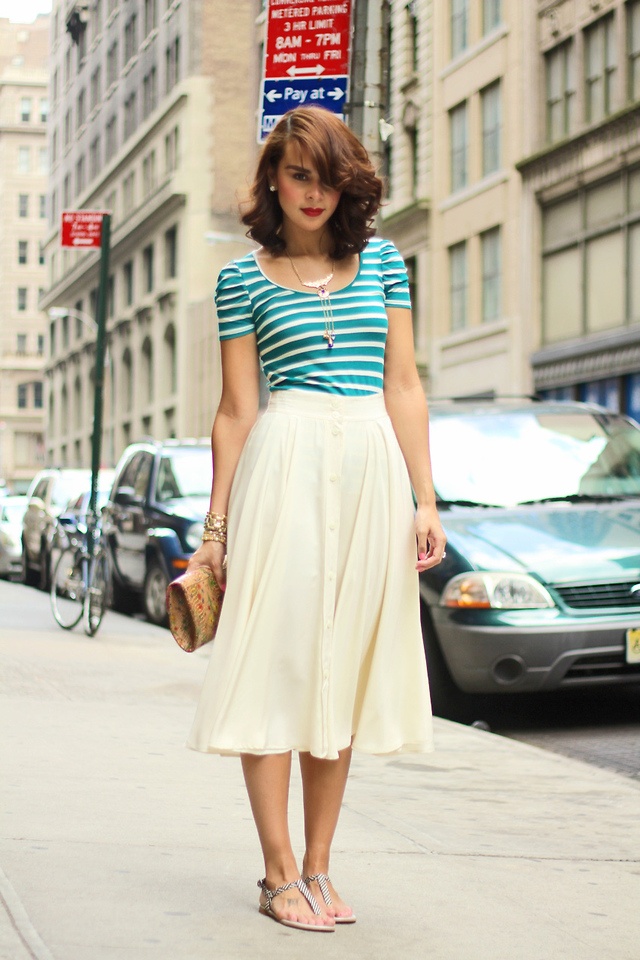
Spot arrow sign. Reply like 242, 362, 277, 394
327, 87, 345, 101
265, 89, 283, 103
286, 65, 325, 78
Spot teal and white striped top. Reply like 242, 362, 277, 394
215, 237, 411, 396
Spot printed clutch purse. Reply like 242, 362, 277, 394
166, 566, 223, 652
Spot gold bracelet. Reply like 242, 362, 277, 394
201, 530, 227, 544
204, 510, 227, 530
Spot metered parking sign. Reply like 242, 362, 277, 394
258, 0, 353, 143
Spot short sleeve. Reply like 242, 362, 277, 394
215, 262, 254, 341
380, 240, 412, 310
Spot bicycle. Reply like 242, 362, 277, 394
50, 509, 110, 637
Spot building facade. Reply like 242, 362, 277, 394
0, 16, 50, 493
519, 0, 640, 417
43, 0, 258, 468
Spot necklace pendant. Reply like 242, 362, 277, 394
323, 332, 335, 348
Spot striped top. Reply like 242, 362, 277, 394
215, 237, 411, 396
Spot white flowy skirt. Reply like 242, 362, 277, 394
187, 389, 433, 760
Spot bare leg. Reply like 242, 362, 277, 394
241, 752, 332, 927
299, 746, 354, 919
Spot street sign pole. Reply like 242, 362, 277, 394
89, 213, 111, 517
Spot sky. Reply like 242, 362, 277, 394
0, 0, 52, 22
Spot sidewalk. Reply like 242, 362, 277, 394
1, 578, 638, 960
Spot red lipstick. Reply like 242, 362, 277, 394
301, 208, 323, 217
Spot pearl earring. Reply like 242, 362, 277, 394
269, 185, 276, 192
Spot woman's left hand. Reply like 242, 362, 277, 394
415, 504, 447, 572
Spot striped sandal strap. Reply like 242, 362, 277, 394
257, 877, 322, 916
304, 873, 333, 907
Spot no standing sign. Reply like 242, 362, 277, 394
259, 1, 354, 142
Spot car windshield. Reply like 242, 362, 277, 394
1, 502, 26, 524
155, 449, 211, 501
52, 473, 90, 508
430, 408, 640, 507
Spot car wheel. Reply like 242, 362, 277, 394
143, 561, 169, 627
21, 541, 39, 588
420, 604, 488, 724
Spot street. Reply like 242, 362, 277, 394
5, 579, 640, 782
2, 578, 640, 960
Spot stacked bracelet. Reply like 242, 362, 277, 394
202, 511, 227, 545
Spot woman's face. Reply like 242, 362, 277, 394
271, 143, 341, 237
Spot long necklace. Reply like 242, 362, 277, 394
286, 251, 336, 348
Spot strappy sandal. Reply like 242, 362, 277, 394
304, 872, 356, 924
257, 877, 335, 932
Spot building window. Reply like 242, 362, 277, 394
629, 0, 640, 102
76, 88, 86, 129
18, 241, 28, 265
449, 101, 468, 193
483, 0, 501, 34
142, 337, 154, 402
165, 126, 179, 173
64, 108, 72, 146
18, 147, 30, 173
166, 36, 180, 93
90, 136, 101, 179
52, 69, 59, 104
481, 81, 501, 176
17, 288, 27, 311
541, 170, 640, 344
123, 171, 135, 211
52, 128, 58, 164
143, 66, 158, 117
406, 1, 418, 72
124, 259, 134, 305
76, 155, 86, 195
18, 194, 29, 217
143, 244, 154, 293
20, 97, 32, 122
142, 150, 156, 195
124, 12, 138, 62
449, 242, 468, 331
164, 324, 177, 394
38, 147, 48, 175
124, 92, 137, 140
34, 382, 43, 409
106, 115, 117, 158
481, 227, 501, 323
63, 173, 71, 208
585, 14, 617, 124
39, 98, 49, 123
107, 40, 119, 87
38, 242, 45, 266
90, 65, 101, 109
17, 334, 27, 355
144, 0, 158, 35
165, 226, 178, 278
451, 0, 469, 59
37, 334, 44, 356
546, 41, 577, 143
39, 194, 47, 218
17, 384, 28, 409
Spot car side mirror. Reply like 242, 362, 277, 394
113, 486, 141, 507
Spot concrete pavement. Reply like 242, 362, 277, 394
1, 578, 639, 960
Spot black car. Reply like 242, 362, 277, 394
102, 439, 212, 625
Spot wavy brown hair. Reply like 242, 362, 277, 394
241, 107, 382, 260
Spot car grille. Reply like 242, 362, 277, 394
563, 653, 640, 681
553, 581, 640, 609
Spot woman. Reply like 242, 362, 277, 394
187, 106, 446, 933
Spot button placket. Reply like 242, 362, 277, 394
320, 402, 344, 753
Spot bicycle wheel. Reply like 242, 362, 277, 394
51, 546, 85, 630
84, 548, 109, 637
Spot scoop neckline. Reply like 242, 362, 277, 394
251, 250, 362, 296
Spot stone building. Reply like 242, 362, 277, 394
0, 15, 50, 493
42, 0, 258, 468
520, 0, 640, 417
379, 0, 527, 398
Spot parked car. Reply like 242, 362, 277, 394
421, 398, 640, 718
102, 439, 212, 625
21, 468, 114, 590
0, 496, 28, 579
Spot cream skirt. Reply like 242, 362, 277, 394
187, 389, 433, 760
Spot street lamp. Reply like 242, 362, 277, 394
47, 307, 115, 466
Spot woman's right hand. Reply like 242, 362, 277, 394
186, 539, 227, 591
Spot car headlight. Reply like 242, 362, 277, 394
440, 572, 555, 609
184, 522, 204, 551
